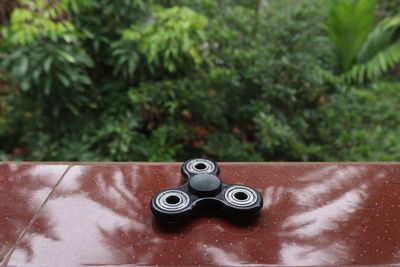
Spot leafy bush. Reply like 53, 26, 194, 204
0, 0, 399, 162
316, 81, 400, 161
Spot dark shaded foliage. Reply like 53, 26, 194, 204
0, 0, 399, 161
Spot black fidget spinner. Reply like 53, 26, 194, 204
151, 158, 263, 221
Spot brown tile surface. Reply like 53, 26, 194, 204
1, 162, 400, 266
0, 163, 69, 264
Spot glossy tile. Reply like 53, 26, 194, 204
0, 163, 69, 264
3, 163, 400, 266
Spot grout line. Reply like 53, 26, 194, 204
0, 165, 73, 266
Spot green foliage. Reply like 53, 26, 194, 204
357, 16, 400, 63
112, 6, 208, 78
1, 0, 93, 116
379, 0, 400, 17
0, 0, 399, 162
325, 0, 377, 72
325, 0, 400, 83
316, 81, 400, 161
346, 16, 400, 83
1, 0, 78, 46
123, 7, 207, 72
2, 43, 93, 116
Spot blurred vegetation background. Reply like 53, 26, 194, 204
0, 0, 399, 161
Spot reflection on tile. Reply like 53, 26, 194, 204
0, 164, 69, 263
3, 163, 400, 266
282, 187, 367, 238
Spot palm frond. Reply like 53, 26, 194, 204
325, 0, 377, 72
314, 66, 345, 85
357, 15, 400, 64
343, 41, 400, 83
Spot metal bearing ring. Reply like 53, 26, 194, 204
224, 186, 257, 207
155, 190, 190, 211
186, 159, 215, 174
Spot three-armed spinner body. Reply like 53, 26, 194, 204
151, 158, 263, 221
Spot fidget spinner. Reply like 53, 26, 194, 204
151, 158, 263, 221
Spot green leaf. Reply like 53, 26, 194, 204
44, 57, 53, 73
56, 72, 71, 87
17, 57, 29, 76
57, 50, 76, 63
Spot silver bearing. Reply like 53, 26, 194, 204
155, 190, 190, 211
224, 186, 257, 207
186, 159, 215, 174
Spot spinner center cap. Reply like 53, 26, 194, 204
188, 174, 221, 196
